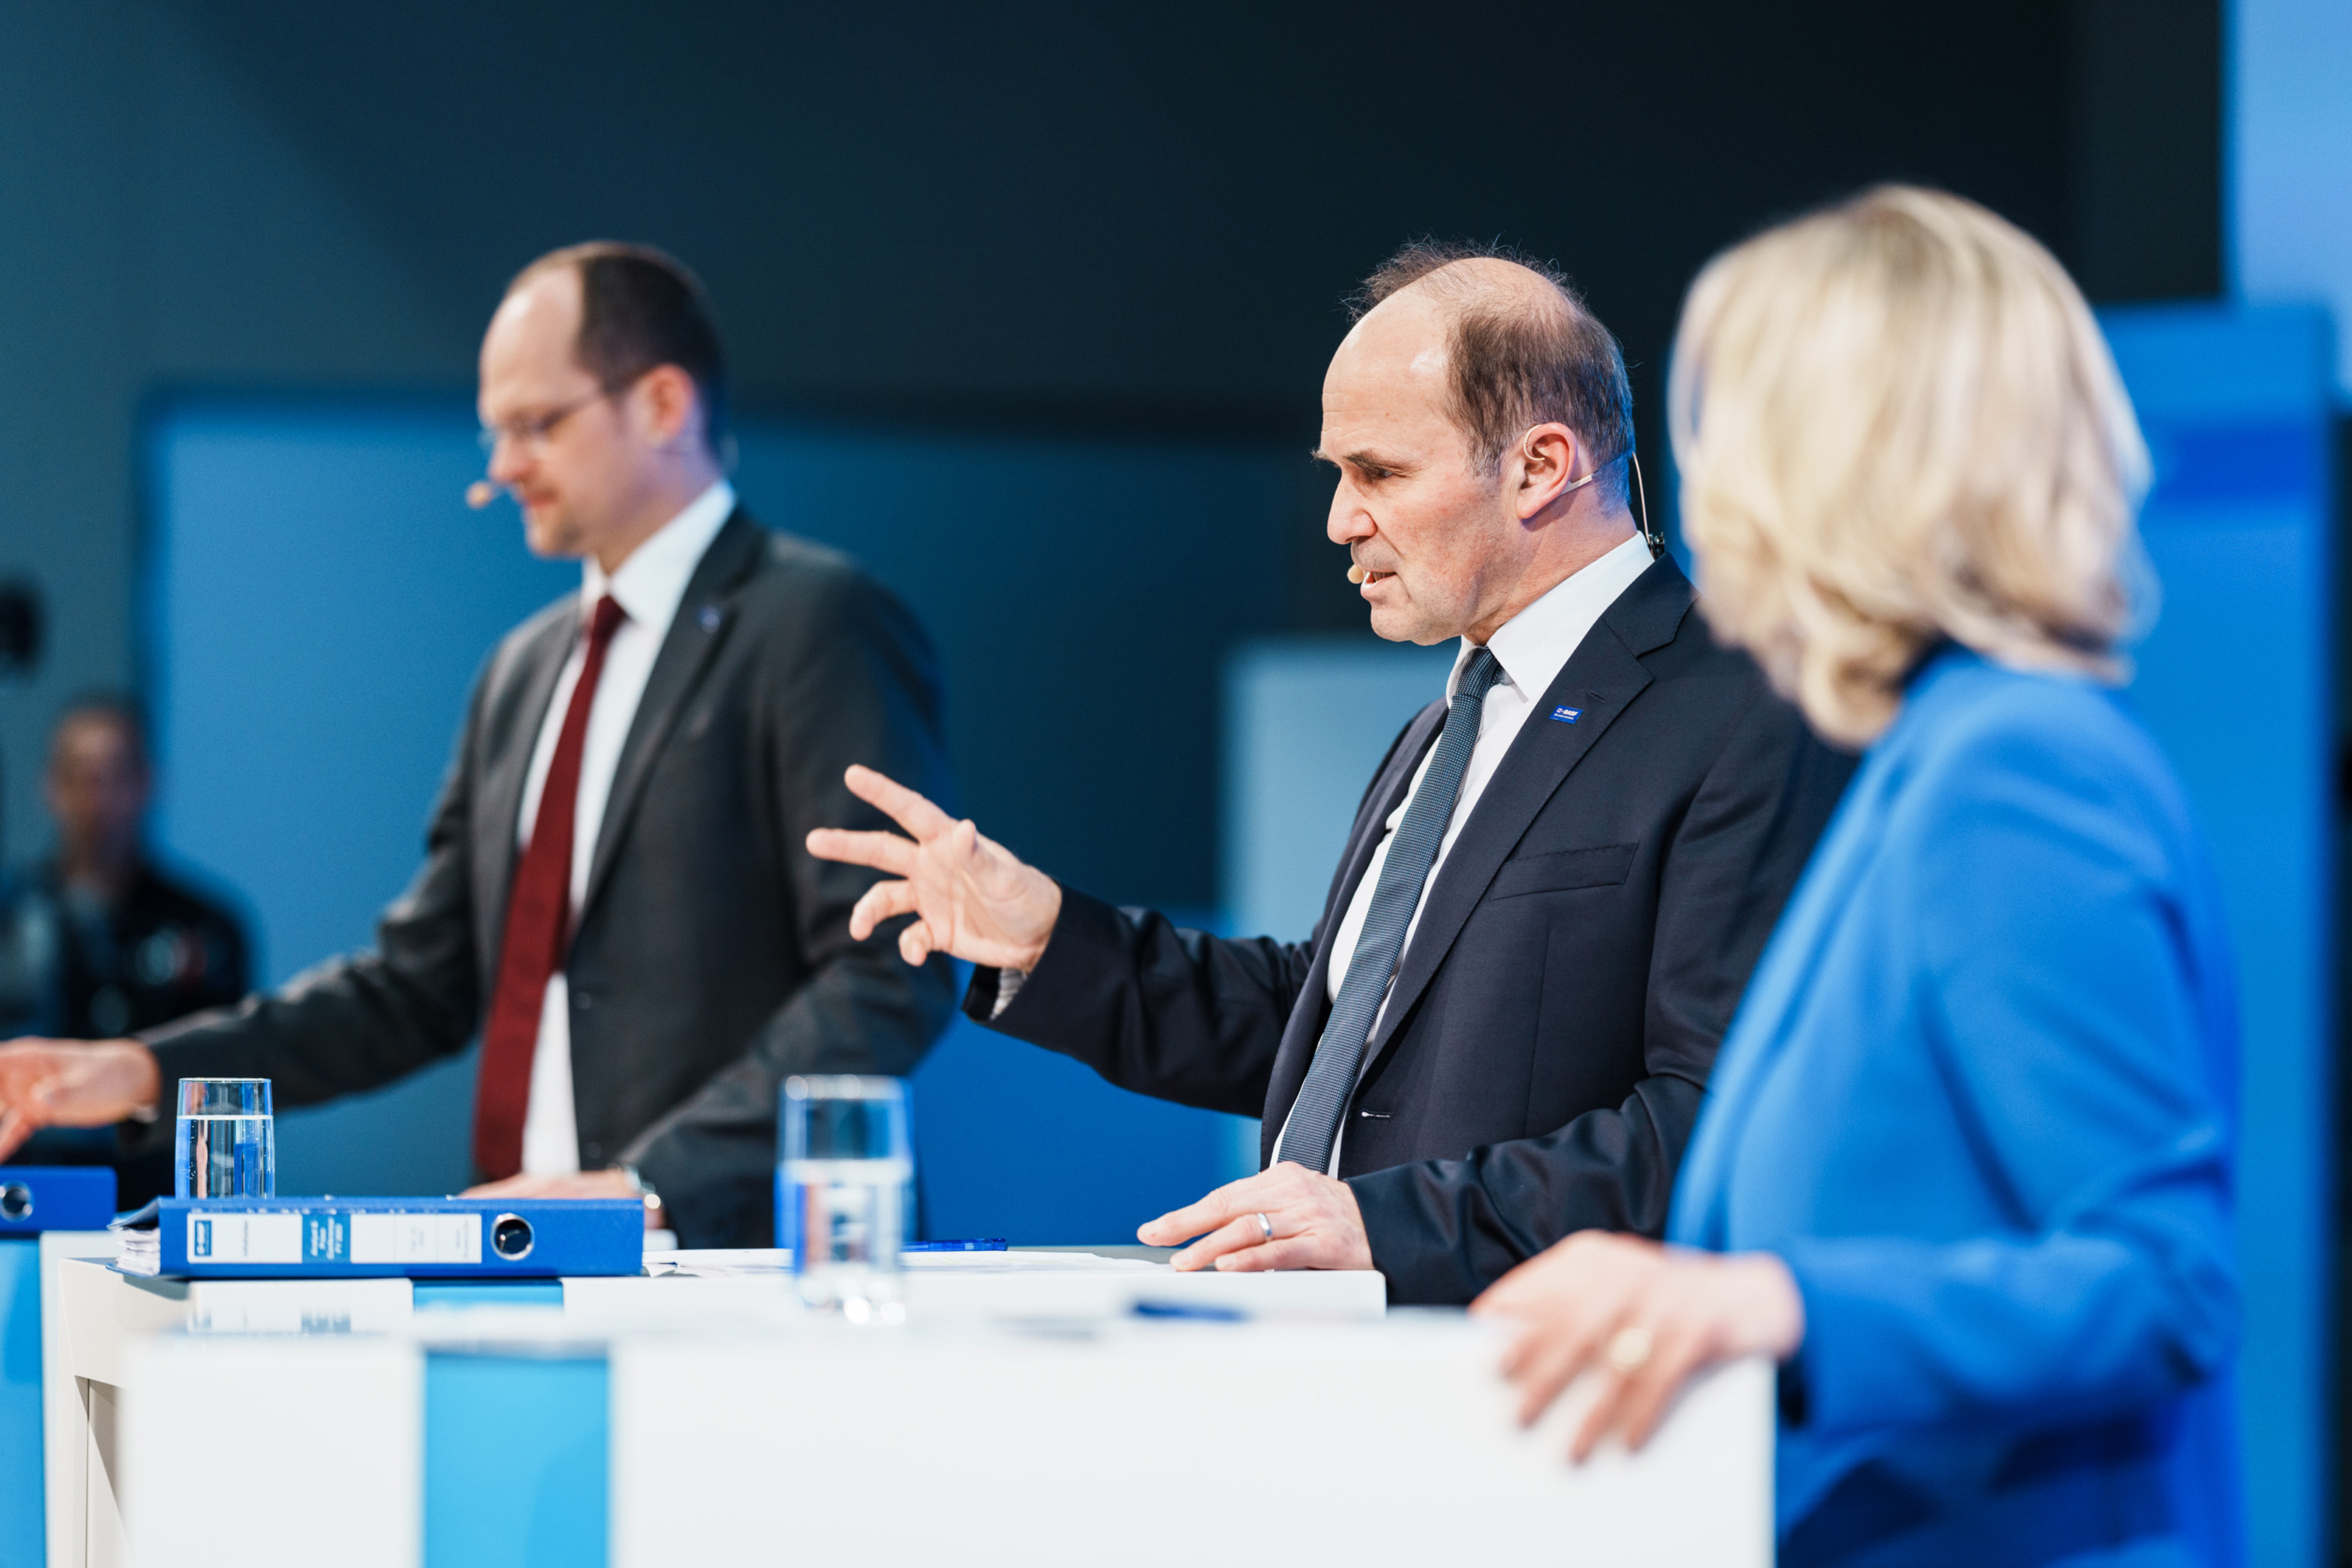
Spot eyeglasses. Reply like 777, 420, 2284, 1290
477, 389, 611, 455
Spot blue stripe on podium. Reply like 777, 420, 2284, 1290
423, 1352, 608, 1568
414, 1280, 566, 1311
0, 1238, 41, 1568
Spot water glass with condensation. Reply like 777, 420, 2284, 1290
175, 1078, 275, 1198
780, 1075, 910, 1321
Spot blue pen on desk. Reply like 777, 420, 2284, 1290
1132, 1300, 1248, 1322
904, 1238, 1008, 1252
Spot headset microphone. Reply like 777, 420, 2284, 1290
1346, 565, 1369, 585
466, 480, 501, 509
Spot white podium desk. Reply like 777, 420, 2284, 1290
56, 1249, 1772, 1567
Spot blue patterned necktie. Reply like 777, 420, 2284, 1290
1279, 646, 1505, 1174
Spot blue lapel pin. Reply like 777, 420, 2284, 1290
698, 606, 722, 633
1550, 705, 1582, 724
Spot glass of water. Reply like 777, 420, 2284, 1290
780, 1075, 910, 1321
175, 1078, 275, 1198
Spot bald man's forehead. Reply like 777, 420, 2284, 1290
1333, 293, 1449, 383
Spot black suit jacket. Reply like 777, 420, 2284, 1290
142, 511, 960, 1245
970, 556, 1853, 1302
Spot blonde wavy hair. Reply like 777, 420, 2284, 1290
1668, 185, 2152, 747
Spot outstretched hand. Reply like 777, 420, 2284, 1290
0, 1037, 162, 1162
806, 765, 1064, 972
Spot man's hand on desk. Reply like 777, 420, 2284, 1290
0, 1036, 161, 1159
1137, 1162, 1376, 1273
462, 1168, 667, 1230
805, 765, 1062, 973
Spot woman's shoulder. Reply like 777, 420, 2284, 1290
1891, 653, 2199, 861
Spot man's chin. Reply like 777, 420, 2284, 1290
521, 513, 580, 560
1364, 603, 1448, 647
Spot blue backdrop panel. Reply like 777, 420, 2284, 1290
145, 403, 573, 1195
1221, 636, 1457, 943
142, 398, 1282, 1233
2104, 304, 2336, 1568
913, 979, 1252, 1246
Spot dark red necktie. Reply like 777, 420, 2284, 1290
473, 594, 628, 1179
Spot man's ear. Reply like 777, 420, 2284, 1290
630, 365, 701, 451
1514, 423, 1582, 520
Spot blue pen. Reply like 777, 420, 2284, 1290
904, 1238, 1009, 1252
1131, 1300, 1248, 1322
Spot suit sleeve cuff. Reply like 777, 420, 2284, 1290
957, 883, 1119, 1038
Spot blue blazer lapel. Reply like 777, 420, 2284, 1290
1668, 722, 1904, 1245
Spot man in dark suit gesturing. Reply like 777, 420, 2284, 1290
811, 245, 1851, 1302
0, 244, 957, 1246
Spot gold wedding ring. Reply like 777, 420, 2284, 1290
1605, 1324, 1654, 1376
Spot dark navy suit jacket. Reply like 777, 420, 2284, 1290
142, 513, 960, 1246
970, 555, 1854, 1302
1674, 651, 2242, 1567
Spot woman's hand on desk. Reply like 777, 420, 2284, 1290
1471, 1232, 1803, 1461
806, 765, 1063, 973
0, 1036, 161, 1159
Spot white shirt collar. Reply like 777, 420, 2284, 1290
581, 480, 736, 642
1448, 531, 1657, 701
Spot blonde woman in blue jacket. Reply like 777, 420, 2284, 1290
1476, 185, 2242, 1568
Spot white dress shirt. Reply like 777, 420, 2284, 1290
514, 480, 735, 1175
1269, 532, 1657, 1173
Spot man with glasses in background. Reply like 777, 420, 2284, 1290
0, 243, 959, 1246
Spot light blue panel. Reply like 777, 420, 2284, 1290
2232, 0, 2352, 399
2103, 303, 2336, 1568
424, 1352, 606, 1568
1221, 636, 1456, 942
145, 400, 575, 1196
0, 1238, 39, 1568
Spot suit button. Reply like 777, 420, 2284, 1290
583, 1142, 602, 1162
575, 989, 597, 1010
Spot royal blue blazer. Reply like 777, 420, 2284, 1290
1671, 651, 2242, 1568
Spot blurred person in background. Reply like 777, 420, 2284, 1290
810, 243, 1853, 1303
0, 698, 249, 1205
1475, 186, 2241, 1567
0, 243, 957, 1243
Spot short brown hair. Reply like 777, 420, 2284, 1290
509, 242, 729, 454
1354, 241, 1634, 504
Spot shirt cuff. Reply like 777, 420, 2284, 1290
990, 969, 1027, 1019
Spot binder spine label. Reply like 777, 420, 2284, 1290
187, 1213, 303, 1264
351, 1212, 482, 1264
